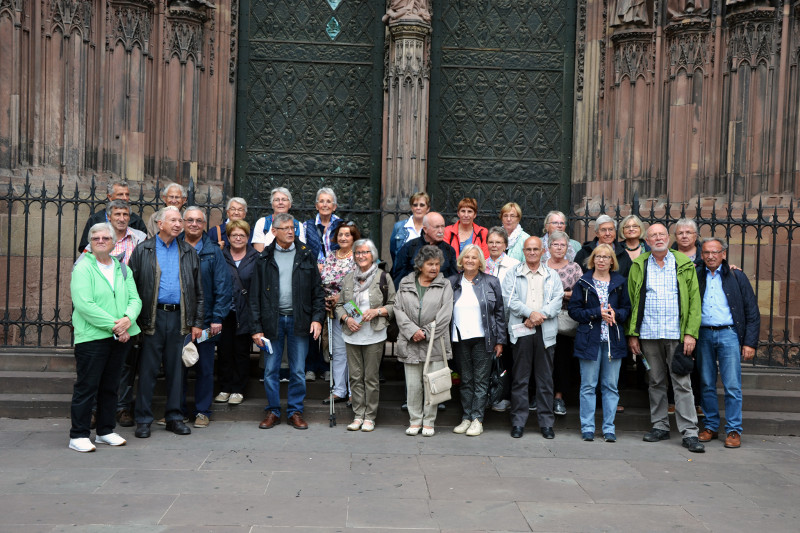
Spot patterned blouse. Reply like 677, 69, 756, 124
551, 261, 582, 293
593, 278, 610, 341
320, 251, 355, 297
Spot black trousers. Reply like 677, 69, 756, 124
217, 311, 252, 395
510, 329, 555, 428
70, 337, 130, 438
135, 309, 184, 424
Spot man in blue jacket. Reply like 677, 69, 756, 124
180, 207, 232, 429
695, 237, 760, 449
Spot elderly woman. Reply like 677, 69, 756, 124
304, 187, 342, 266
209, 197, 250, 248
541, 210, 581, 262
216, 220, 260, 406
448, 244, 506, 436
394, 245, 454, 436
444, 197, 489, 258
320, 221, 361, 404
251, 187, 306, 252
671, 218, 703, 266
574, 215, 632, 278
69, 223, 141, 452
568, 244, 631, 442
390, 192, 431, 261
547, 231, 583, 416
485, 226, 520, 284
499, 202, 529, 262
619, 214, 649, 262
335, 239, 395, 432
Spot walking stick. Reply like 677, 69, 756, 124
327, 310, 336, 427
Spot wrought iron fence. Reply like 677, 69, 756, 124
1, 173, 797, 368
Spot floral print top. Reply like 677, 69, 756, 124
320, 251, 355, 297
593, 278, 610, 341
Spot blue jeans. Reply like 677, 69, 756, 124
182, 339, 216, 418
578, 345, 622, 434
264, 315, 309, 417
697, 327, 743, 434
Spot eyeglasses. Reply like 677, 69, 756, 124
598, 228, 616, 234
649, 232, 668, 239
550, 242, 567, 248
91, 236, 112, 242
676, 230, 696, 237
502, 213, 519, 220
623, 225, 639, 230
229, 234, 247, 240
548, 220, 566, 226
702, 250, 724, 256
594, 255, 612, 261
228, 207, 245, 214
354, 251, 371, 256
274, 226, 294, 232
184, 218, 204, 225
412, 203, 428, 207
166, 195, 184, 201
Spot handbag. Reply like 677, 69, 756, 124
422, 321, 452, 405
488, 357, 507, 406
557, 308, 578, 337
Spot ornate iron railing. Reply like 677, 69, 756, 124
1, 174, 797, 368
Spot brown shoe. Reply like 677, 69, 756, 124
288, 412, 308, 430
698, 428, 718, 442
116, 410, 135, 428
258, 412, 280, 429
724, 431, 741, 448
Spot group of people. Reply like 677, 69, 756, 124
67, 182, 760, 455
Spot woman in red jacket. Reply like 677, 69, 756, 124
443, 198, 489, 259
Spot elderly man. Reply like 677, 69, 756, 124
147, 183, 187, 237
627, 223, 704, 452
180, 207, 232, 428
391, 212, 458, 288
696, 237, 759, 448
209, 197, 250, 248
574, 215, 632, 277
78, 179, 147, 252
250, 213, 325, 430
502, 236, 564, 439
129, 206, 204, 438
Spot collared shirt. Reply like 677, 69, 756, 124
640, 252, 681, 340
156, 235, 181, 305
403, 217, 422, 242
701, 266, 734, 327
314, 213, 342, 263
110, 228, 139, 265
522, 262, 546, 313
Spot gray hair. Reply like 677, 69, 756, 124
183, 206, 205, 222
155, 205, 181, 222
548, 230, 570, 245
544, 210, 567, 225
594, 214, 616, 232
271, 187, 293, 205
488, 226, 509, 246
272, 212, 294, 229
620, 214, 646, 235
316, 187, 338, 205
105, 200, 131, 217
701, 236, 728, 251
226, 197, 248, 212
413, 245, 444, 272
353, 239, 379, 263
88, 222, 117, 246
675, 218, 698, 234
161, 182, 186, 198
107, 179, 129, 197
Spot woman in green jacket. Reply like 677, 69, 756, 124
69, 223, 142, 452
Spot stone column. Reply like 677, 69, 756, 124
381, 7, 432, 212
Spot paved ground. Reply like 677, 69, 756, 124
1, 417, 799, 532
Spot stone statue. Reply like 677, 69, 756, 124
382, 0, 431, 24
667, 0, 710, 19
613, 0, 649, 26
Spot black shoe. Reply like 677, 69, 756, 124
134, 423, 151, 438
401, 402, 408, 411
165, 420, 192, 435
581, 431, 594, 441
643, 428, 670, 442
322, 395, 347, 405
682, 436, 705, 453
511, 426, 524, 438
541, 427, 555, 439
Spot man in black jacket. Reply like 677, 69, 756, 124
128, 206, 204, 439
695, 237, 760, 449
391, 212, 457, 288
250, 213, 325, 430
77, 179, 147, 252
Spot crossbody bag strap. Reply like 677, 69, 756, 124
422, 320, 437, 375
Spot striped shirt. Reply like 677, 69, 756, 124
639, 252, 681, 340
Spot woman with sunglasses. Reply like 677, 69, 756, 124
390, 192, 431, 261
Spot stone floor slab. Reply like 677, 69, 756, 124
0, 493, 174, 525
101, 468, 272, 494
430, 500, 531, 531
266, 470, 427, 499
0, 467, 116, 493
345, 497, 436, 529
418, 454, 500, 477
579, 479, 757, 507
426, 474, 593, 503
518, 502, 708, 532
684, 503, 800, 531
629, 459, 785, 484
492, 456, 645, 480
350, 453, 422, 475
200, 449, 351, 472
725, 481, 799, 508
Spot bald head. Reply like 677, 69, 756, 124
522, 235, 544, 268
646, 223, 670, 253
423, 212, 446, 243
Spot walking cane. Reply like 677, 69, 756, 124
327, 310, 336, 427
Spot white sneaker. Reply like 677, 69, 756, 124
305, 371, 316, 381
453, 420, 471, 434
361, 420, 375, 432
466, 419, 483, 436
347, 419, 364, 431
491, 399, 511, 412
214, 392, 230, 403
69, 437, 96, 452
422, 426, 435, 437
228, 393, 244, 405
95, 433, 127, 446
